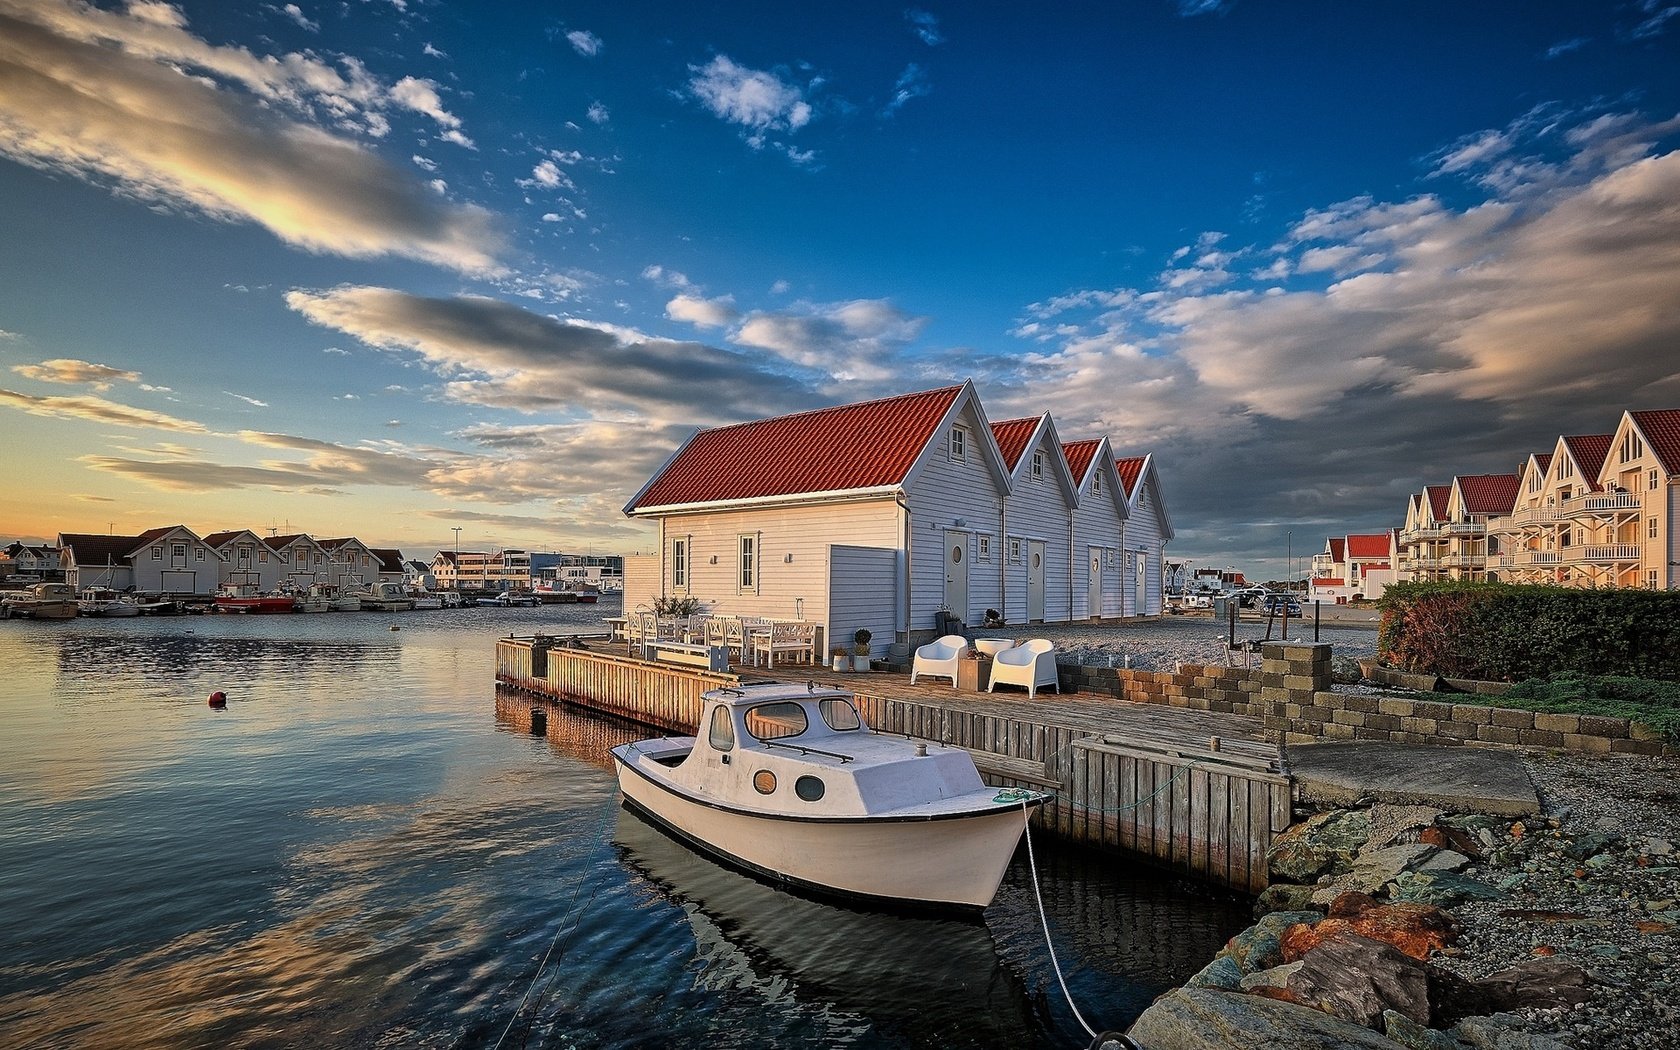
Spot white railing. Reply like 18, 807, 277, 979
1572, 544, 1643, 563
1562, 492, 1642, 516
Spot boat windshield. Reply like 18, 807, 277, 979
743, 701, 808, 741
818, 698, 862, 732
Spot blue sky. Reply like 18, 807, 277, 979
2, 0, 1678, 575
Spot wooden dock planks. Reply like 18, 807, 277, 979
495, 639, 1292, 895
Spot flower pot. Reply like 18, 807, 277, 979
851, 654, 871, 672
831, 655, 847, 672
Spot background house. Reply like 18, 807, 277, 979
1063, 437, 1130, 619
623, 382, 1173, 655
1116, 454, 1172, 616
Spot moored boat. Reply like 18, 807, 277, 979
360, 581, 416, 611
213, 585, 297, 614
77, 587, 141, 617
610, 682, 1050, 911
2, 582, 80, 620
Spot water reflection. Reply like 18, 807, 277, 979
55, 631, 397, 681
612, 804, 1041, 1047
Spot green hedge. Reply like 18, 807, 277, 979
1377, 582, 1680, 681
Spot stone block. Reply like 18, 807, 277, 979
1399, 716, 1439, 736
1378, 698, 1415, 717
1476, 724, 1520, 745
1451, 704, 1492, 725
1342, 695, 1379, 714
1488, 706, 1532, 729
1518, 728, 1564, 747
1364, 714, 1401, 732
1332, 709, 1366, 727
1263, 714, 1292, 732
1533, 712, 1579, 734
1630, 721, 1667, 742
1562, 733, 1612, 753
1261, 659, 1289, 676
1412, 701, 1456, 722
1323, 722, 1355, 740
1286, 731, 1320, 746
1300, 705, 1333, 724
1284, 674, 1317, 692
1610, 739, 1667, 756
1261, 686, 1293, 704
1437, 721, 1477, 740
1577, 714, 1630, 739
1238, 679, 1260, 693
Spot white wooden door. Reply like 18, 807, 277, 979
1088, 549, 1103, 619
1135, 551, 1149, 614
1027, 540, 1046, 621
944, 531, 968, 621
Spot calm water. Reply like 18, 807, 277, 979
0, 599, 1248, 1049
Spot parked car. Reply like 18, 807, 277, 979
1261, 594, 1302, 616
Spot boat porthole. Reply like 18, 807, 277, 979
794, 775, 825, 802
753, 770, 777, 794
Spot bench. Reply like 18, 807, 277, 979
642, 640, 730, 672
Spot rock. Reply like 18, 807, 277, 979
1312, 844, 1470, 903
1366, 804, 1446, 851
1646, 837, 1674, 857
1332, 655, 1364, 685
1429, 958, 1592, 1023
1282, 898, 1460, 962
1225, 910, 1324, 972
1388, 871, 1507, 907
1284, 931, 1432, 1028
1450, 1012, 1572, 1050
1185, 952, 1244, 990
1269, 809, 1372, 883
1561, 830, 1622, 862
1383, 1009, 1467, 1050
1126, 986, 1411, 1049
1240, 961, 1304, 991
1254, 882, 1321, 917
1419, 824, 1485, 861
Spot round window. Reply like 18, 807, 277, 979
952, 546, 963, 563
1032, 552, 1041, 567
753, 770, 777, 794
794, 775, 826, 802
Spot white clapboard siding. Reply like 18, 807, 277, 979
1070, 450, 1127, 619
905, 400, 1007, 630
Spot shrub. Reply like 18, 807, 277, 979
1378, 581, 1680, 681
653, 594, 705, 618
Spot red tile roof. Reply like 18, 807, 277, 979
1115, 456, 1146, 499
1312, 578, 1345, 587
629, 386, 964, 510
1629, 410, 1680, 474
1062, 439, 1100, 484
990, 417, 1040, 471
1532, 452, 1553, 476
1346, 533, 1390, 559
1425, 485, 1451, 520
1328, 537, 1346, 562
1560, 434, 1613, 491
1455, 473, 1520, 515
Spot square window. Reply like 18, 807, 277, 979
977, 535, 990, 561
1009, 538, 1022, 563
152, 547, 161, 560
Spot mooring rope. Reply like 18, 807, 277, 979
1020, 798, 1099, 1041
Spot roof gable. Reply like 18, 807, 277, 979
1558, 433, 1613, 491
203, 529, 265, 550
1452, 474, 1520, 516
1063, 437, 1129, 519
1328, 537, 1346, 562
58, 533, 142, 568
989, 417, 1040, 471
124, 525, 219, 559
994, 413, 1080, 505
1113, 452, 1173, 540
1425, 485, 1451, 521
626, 385, 967, 512
370, 548, 405, 573
1628, 409, 1680, 474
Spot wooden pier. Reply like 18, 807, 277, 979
495, 638, 1292, 894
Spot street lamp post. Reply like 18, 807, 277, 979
451, 527, 462, 591
1287, 530, 1293, 594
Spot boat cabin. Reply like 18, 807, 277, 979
664, 683, 986, 818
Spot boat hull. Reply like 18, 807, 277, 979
3, 601, 79, 620
614, 752, 1038, 911
214, 597, 296, 614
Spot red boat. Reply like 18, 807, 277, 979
213, 586, 297, 614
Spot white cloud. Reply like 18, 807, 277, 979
586, 101, 609, 125
883, 64, 929, 116
11, 358, 141, 390
686, 55, 813, 150
422, 42, 447, 59
0, 388, 207, 432
732, 299, 927, 381
566, 29, 602, 56
665, 294, 740, 329
0, 0, 503, 275
278, 4, 317, 32
905, 9, 942, 45
225, 391, 270, 407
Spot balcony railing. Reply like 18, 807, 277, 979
1566, 544, 1643, 564
1439, 554, 1488, 569
1561, 492, 1642, 516
1499, 550, 1562, 567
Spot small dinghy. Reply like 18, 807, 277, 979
610, 681, 1050, 911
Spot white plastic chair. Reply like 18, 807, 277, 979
910, 634, 968, 686
987, 639, 1060, 699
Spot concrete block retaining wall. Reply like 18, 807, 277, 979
1059, 643, 1677, 758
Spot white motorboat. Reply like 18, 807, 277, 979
359, 581, 416, 612
409, 590, 443, 610
2, 582, 80, 620
610, 682, 1050, 911
77, 587, 141, 617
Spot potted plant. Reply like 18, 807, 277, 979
852, 628, 872, 672
830, 646, 848, 672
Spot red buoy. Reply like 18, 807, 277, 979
208, 690, 227, 708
